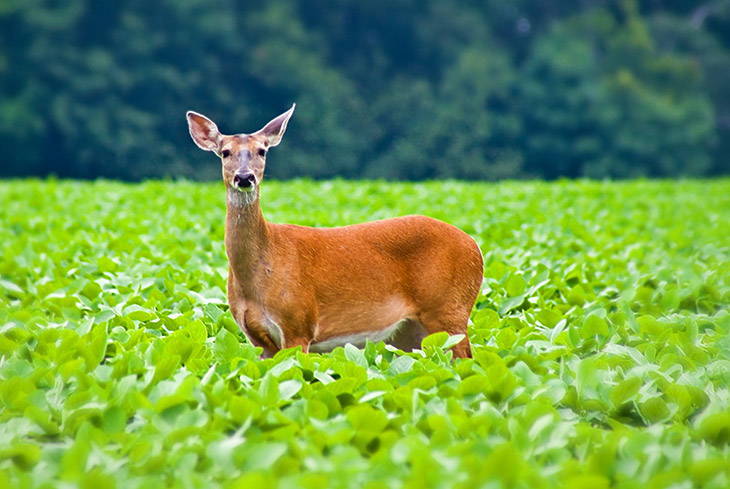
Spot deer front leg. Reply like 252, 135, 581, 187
229, 299, 279, 358
238, 319, 279, 358
276, 314, 314, 354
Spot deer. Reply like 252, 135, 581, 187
186, 104, 483, 359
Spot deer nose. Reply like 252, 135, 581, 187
232, 172, 257, 190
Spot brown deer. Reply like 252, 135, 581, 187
186, 104, 483, 358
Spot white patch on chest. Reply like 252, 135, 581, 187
309, 319, 406, 353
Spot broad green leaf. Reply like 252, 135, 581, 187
610, 377, 642, 407
500, 294, 526, 315
0, 442, 41, 470
239, 442, 288, 471
344, 343, 367, 367
278, 379, 302, 400
422, 332, 449, 349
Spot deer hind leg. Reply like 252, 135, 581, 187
416, 309, 473, 359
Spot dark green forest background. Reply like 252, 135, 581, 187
2, 0, 729, 181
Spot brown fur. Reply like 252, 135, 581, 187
186, 106, 483, 358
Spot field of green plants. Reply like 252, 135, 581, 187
1, 179, 729, 488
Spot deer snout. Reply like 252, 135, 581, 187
232, 172, 257, 191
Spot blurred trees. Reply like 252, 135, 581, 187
0, 0, 727, 180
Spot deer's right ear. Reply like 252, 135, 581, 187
186, 111, 221, 152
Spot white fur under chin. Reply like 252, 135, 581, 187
227, 187, 258, 207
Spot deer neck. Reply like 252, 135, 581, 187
225, 188, 271, 290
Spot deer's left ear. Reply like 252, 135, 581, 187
255, 103, 295, 147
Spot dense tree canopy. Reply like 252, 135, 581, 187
1, 0, 728, 180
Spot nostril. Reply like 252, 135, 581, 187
233, 172, 256, 188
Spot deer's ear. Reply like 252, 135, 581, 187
186, 111, 221, 152
255, 104, 295, 147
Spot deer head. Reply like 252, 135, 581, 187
186, 104, 295, 204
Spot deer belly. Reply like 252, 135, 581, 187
309, 296, 413, 353
309, 319, 407, 353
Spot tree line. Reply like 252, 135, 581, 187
1, 0, 729, 180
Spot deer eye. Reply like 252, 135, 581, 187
257, 148, 267, 157
221, 149, 231, 158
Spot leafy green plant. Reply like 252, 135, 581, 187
1, 179, 728, 488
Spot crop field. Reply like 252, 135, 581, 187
1, 179, 729, 488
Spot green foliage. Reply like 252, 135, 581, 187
0, 0, 726, 180
1, 178, 729, 488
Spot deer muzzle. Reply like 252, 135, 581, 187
232, 172, 257, 192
